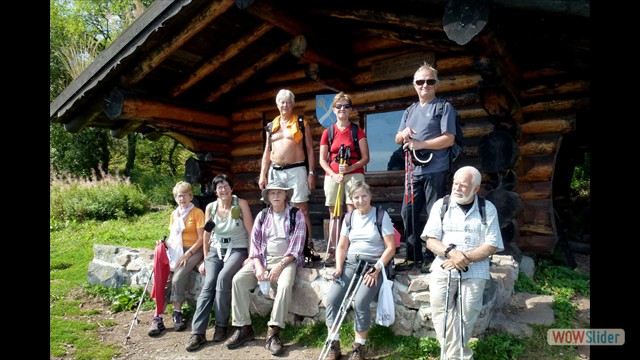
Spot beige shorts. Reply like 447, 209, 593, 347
268, 164, 310, 203
323, 173, 365, 206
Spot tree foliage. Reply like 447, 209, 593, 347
50, 0, 195, 183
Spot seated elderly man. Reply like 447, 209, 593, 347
224, 181, 306, 357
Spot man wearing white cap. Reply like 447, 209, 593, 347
225, 181, 306, 356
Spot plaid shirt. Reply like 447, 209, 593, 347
250, 205, 306, 271
422, 195, 504, 280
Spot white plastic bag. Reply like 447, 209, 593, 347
375, 265, 395, 326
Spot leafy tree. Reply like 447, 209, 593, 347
50, 0, 155, 178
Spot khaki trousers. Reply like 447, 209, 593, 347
429, 273, 486, 360
230, 255, 296, 329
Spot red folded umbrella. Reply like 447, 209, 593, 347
150, 241, 170, 316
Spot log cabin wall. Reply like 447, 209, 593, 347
219, 43, 587, 255
51, 0, 590, 256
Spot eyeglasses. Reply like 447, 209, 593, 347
334, 104, 352, 110
175, 193, 192, 198
216, 185, 231, 191
414, 79, 437, 86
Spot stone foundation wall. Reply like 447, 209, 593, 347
87, 244, 519, 338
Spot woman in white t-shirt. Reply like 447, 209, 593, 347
323, 180, 396, 360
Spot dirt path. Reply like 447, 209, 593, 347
93, 305, 324, 360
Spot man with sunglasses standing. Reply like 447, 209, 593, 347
394, 63, 459, 274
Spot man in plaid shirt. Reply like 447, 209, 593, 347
422, 166, 504, 360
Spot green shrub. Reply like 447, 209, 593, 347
50, 170, 150, 222
130, 171, 185, 206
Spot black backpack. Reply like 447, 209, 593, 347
440, 194, 486, 225
434, 97, 463, 165
327, 122, 360, 163
265, 115, 308, 170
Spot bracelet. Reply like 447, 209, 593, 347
308, 170, 316, 175
375, 260, 385, 269
280, 259, 286, 267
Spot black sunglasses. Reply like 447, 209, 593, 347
334, 104, 352, 110
414, 79, 437, 86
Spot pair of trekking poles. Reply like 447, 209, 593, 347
441, 269, 466, 360
318, 256, 372, 360
325, 144, 351, 264
403, 148, 422, 271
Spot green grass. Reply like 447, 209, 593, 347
50, 208, 170, 358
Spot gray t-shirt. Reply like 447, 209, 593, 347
397, 98, 458, 174
340, 207, 395, 258
266, 210, 289, 256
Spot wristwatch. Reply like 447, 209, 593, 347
308, 170, 316, 175
280, 259, 287, 267
443, 244, 456, 258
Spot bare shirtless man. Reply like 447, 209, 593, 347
259, 89, 316, 240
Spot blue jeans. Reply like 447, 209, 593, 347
190, 248, 248, 335
401, 170, 449, 262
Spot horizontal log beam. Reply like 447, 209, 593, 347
151, 119, 231, 139
520, 80, 590, 99
521, 97, 590, 115
514, 181, 552, 201
233, 130, 264, 145
519, 134, 562, 155
516, 235, 557, 255
104, 90, 231, 128
515, 154, 554, 182
231, 143, 263, 157
521, 116, 574, 134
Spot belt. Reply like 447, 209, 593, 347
219, 238, 231, 244
272, 162, 306, 171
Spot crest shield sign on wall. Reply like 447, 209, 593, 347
316, 94, 337, 128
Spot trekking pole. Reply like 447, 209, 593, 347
318, 258, 369, 360
124, 267, 154, 345
403, 148, 418, 271
458, 269, 464, 360
326, 144, 345, 260
440, 270, 452, 360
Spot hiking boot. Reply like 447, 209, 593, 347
225, 325, 255, 349
173, 310, 186, 331
147, 316, 165, 337
326, 340, 342, 360
394, 260, 422, 272
324, 254, 336, 268
347, 342, 366, 360
265, 326, 284, 356
185, 333, 207, 352
213, 325, 228, 342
